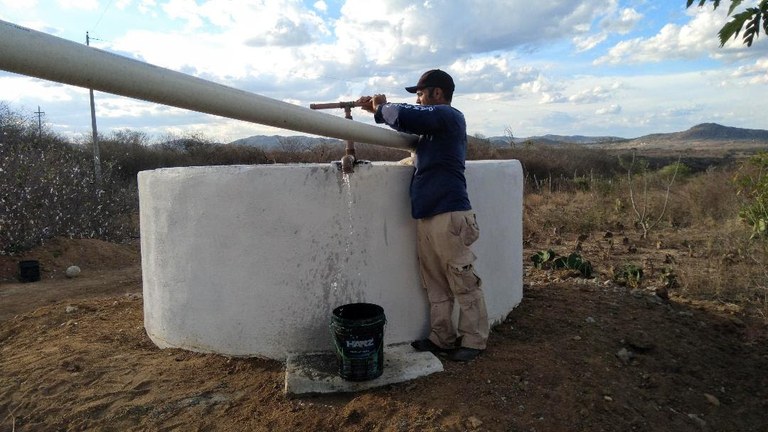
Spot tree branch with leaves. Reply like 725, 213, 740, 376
687, 0, 768, 47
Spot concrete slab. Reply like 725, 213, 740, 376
284, 343, 443, 395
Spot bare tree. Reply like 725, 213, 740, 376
623, 152, 681, 239
504, 125, 516, 148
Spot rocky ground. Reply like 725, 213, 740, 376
1, 235, 767, 431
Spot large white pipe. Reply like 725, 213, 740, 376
0, 20, 417, 150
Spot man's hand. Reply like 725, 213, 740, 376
372, 94, 387, 111
356, 94, 387, 113
356, 96, 375, 113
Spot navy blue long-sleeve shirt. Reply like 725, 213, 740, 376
374, 102, 471, 219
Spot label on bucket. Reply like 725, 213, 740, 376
346, 338, 375, 350
338, 332, 380, 359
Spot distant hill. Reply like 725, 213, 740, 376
511, 134, 625, 146
230, 133, 626, 149
485, 134, 627, 147
488, 123, 768, 149
633, 123, 768, 142
229, 123, 768, 153
611, 123, 768, 152
229, 135, 329, 148
229, 135, 282, 147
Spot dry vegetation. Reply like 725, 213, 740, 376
3, 100, 767, 316
2, 103, 768, 430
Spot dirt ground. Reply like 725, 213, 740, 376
1, 235, 767, 432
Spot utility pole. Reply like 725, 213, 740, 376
34, 105, 44, 140
86, 31, 102, 185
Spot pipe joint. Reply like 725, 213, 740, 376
340, 154, 356, 174
333, 156, 369, 174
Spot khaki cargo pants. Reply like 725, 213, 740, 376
416, 210, 489, 350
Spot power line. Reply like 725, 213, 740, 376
91, 0, 115, 31
34, 105, 44, 140
86, 32, 103, 186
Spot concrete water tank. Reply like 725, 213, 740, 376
139, 160, 523, 360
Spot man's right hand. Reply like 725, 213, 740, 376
372, 94, 387, 111
357, 94, 387, 113
356, 96, 375, 113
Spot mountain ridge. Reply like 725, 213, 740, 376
228, 123, 768, 150
631, 123, 768, 142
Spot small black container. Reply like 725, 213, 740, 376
18, 260, 41, 283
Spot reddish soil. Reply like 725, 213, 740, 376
1, 235, 767, 431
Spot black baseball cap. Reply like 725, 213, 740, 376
405, 69, 455, 93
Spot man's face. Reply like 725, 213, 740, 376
416, 87, 440, 105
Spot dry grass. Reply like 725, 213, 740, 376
524, 163, 768, 319
675, 221, 768, 314
3, 103, 765, 319
524, 190, 619, 237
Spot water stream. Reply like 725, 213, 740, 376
330, 172, 356, 294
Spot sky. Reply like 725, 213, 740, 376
0, 0, 767, 143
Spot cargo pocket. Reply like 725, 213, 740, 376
447, 258, 482, 296
459, 212, 480, 246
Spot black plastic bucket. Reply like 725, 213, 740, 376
330, 303, 386, 381
19, 260, 41, 283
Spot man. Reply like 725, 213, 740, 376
357, 69, 489, 362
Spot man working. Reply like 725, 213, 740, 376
357, 69, 488, 362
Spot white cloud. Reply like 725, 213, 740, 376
334, 0, 617, 68
1, 1, 766, 141
519, 77, 621, 106
540, 92, 567, 104
137, 0, 158, 15
450, 56, 538, 94
519, 76, 568, 104
731, 58, 768, 84
245, 16, 315, 47
568, 83, 620, 104
102, 0, 625, 103
574, 6, 642, 52
539, 111, 578, 129
1, 0, 37, 11
593, 6, 744, 64
94, 96, 183, 120
660, 104, 704, 118
0, 76, 75, 102
162, 0, 205, 29
96, 1, 628, 108
313, 1, 327, 13
574, 33, 609, 52
596, 104, 622, 115
55, 0, 99, 10
568, 85, 614, 104
604, 7, 642, 34
107, 0, 333, 81
520, 75, 562, 95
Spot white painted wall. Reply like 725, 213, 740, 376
139, 160, 523, 360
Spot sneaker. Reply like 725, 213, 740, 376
410, 339, 455, 354
449, 347, 483, 362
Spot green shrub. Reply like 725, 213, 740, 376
734, 152, 768, 239
530, 250, 594, 278
658, 162, 692, 178
613, 263, 644, 288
